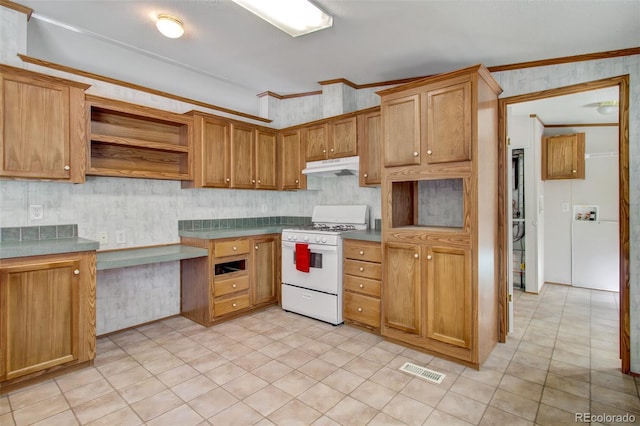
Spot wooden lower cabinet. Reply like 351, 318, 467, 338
382, 242, 477, 365
0, 251, 96, 391
342, 240, 382, 332
180, 234, 279, 326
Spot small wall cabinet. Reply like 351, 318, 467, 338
343, 240, 382, 332
0, 64, 89, 183
87, 95, 193, 180
180, 234, 280, 326
0, 251, 96, 391
357, 108, 382, 187
541, 132, 585, 180
302, 116, 357, 162
278, 129, 306, 190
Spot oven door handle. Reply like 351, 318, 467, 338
282, 241, 338, 253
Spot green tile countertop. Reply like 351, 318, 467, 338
179, 226, 290, 240
0, 237, 100, 259
342, 229, 382, 242
97, 244, 209, 271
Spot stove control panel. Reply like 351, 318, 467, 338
282, 231, 339, 246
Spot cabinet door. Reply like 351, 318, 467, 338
0, 73, 71, 180
200, 117, 231, 187
330, 116, 357, 158
357, 111, 381, 186
279, 129, 305, 190
425, 81, 471, 164
252, 237, 278, 305
541, 133, 585, 180
383, 243, 421, 335
1, 259, 80, 380
255, 128, 277, 190
304, 124, 328, 162
230, 123, 255, 189
382, 94, 421, 167
425, 246, 471, 349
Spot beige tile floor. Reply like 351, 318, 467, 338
2, 283, 638, 425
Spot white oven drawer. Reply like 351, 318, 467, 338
281, 284, 342, 325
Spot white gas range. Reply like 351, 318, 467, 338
281, 205, 369, 325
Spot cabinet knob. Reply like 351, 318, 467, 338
295, 179, 299, 184
359, 267, 364, 272
427, 255, 432, 260
572, 170, 577, 173
359, 284, 364, 289
73, 269, 80, 275
413, 151, 419, 157
359, 250, 364, 255
255, 245, 259, 250
232, 303, 237, 308
330, 148, 334, 152
357, 307, 363, 312
252, 179, 256, 183
233, 246, 237, 251
232, 283, 237, 288
226, 178, 230, 182
414, 253, 419, 258
363, 173, 368, 178
258, 179, 261, 184
64, 165, 70, 171
322, 149, 327, 153
427, 150, 433, 155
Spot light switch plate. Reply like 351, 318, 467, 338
561, 202, 570, 213
29, 205, 43, 220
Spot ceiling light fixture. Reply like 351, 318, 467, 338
231, 0, 333, 37
596, 100, 618, 115
156, 14, 184, 39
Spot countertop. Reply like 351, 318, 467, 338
342, 229, 382, 242
0, 237, 100, 259
179, 226, 290, 240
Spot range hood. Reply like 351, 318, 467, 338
302, 156, 359, 177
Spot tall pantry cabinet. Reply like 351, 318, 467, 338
378, 65, 502, 368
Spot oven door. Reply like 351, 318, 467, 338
281, 240, 341, 294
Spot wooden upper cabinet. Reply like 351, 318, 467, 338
279, 129, 306, 190
255, 128, 277, 190
424, 80, 472, 164
542, 133, 585, 180
382, 93, 421, 167
192, 114, 230, 188
0, 65, 89, 182
304, 123, 328, 162
357, 109, 382, 186
383, 242, 422, 335
329, 116, 357, 158
425, 246, 472, 349
230, 123, 255, 189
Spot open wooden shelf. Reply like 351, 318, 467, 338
87, 96, 193, 180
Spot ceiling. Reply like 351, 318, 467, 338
16, 0, 638, 122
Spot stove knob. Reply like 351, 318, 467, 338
315, 236, 321, 243
303, 236, 309, 242
293, 235, 297, 241
287, 235, 293, 241
321, 237, 327, 243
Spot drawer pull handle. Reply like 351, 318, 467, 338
359, 250, 364, 255
359, 267, 364, 272
357, 307, 363, 312
232, 283, 237, 288
73, 269, 80, 275
232, 303, 237, 308
233, 246, 237, 251
359, 284, 364, 288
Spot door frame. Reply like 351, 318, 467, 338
497, 75, 630, 373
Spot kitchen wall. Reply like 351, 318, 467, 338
2, 5, 639, 371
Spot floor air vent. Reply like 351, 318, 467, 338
399, 362, 446, 384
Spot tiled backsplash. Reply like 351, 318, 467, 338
179, 216, 312, 231
0, 224, 78, 242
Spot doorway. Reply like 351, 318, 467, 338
497, 75, 630, 373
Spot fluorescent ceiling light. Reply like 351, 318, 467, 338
156, 14, 184, 38
232, 0, 333, 37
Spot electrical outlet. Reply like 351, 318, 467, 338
97, 231, 108, 244
29, 205, 43, 220
115, 230, 126, 244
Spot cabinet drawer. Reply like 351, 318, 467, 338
344, 241, 382, 263
344, 259, 381, 280
215, 240, 250, 257
344, 275, 381, 298
344, 292, 381, 328
214, 274, 249, 298
213, 293, 250, 317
